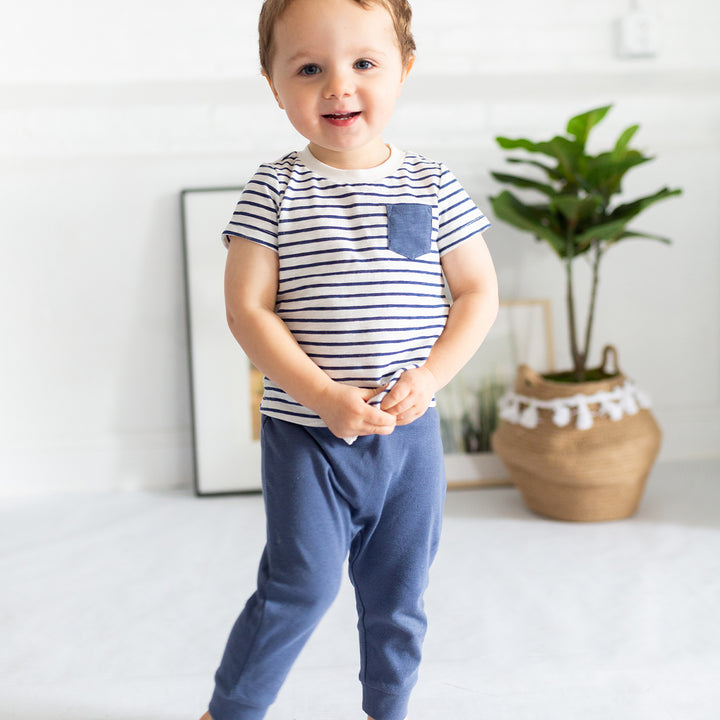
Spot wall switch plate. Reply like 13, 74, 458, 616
617, 10, 660, 58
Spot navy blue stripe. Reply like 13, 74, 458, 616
224, 231, 276, 250
319, 353, 431, 370
228, 211, 276, 229
281, 313, 447, 324
278, 222, 391, 239
280, 300, 447, 311
262, 392, 306, 408
262, 406, 316, 420
283, 188, 436, 203
281, 246, 384, 261
277, 209, 387, 224
440, 217, 490, 248
442, 197, 477, 220
243, 182, 279, 200
307, 344, 435, 360
277, 280, 444, 297
231, 199, 278, 215
290, 323, 446, 336
228, 221, 277, 241
279, 291, 445, 304
277, 228, 439, 249
283, 179, 439, 198
280, 247, 439, 265
277, 266, 443, 283
282, 194, 435, 214
301, 334, 440, 348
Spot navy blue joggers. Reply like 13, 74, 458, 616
209, 409, 446, 720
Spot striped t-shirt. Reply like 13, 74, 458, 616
223, 145, 490, 428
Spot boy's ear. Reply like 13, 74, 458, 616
400, 56, 415, 86
262, 71, 285, 110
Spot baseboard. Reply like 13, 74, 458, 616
1, 407, 717, 498
0, 434, 194, 498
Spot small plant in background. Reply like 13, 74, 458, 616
461, 380, 507, 453
489, 104, 682, 382
439, 377, 507, 454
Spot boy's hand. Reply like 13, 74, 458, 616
380, 366, 437, 426
315, 383, 397, 439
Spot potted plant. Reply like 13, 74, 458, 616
488, 104, 682, 521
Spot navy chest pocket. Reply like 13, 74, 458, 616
386, 203, 432, 260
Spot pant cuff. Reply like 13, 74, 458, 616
362, 684, 410, 720
209, 692, 267, 720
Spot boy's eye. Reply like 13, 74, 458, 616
299, 64, 321, 76
354, 59, 375, 71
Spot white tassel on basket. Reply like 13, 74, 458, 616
600, 399, 624, 422
552, 403, 572, 427
621, 388, 639, 415
520, 403, 539, 429
497, 380, 652, 432
499, 396, 521, 424
575, 397, 594, 431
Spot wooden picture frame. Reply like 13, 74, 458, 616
437, 299, 555, 488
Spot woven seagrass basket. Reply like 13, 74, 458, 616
491, 346, 662, 522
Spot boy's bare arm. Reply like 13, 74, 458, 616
381, 234, 499, 425
224, 237, 396, 438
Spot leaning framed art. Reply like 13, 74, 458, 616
180, 186, 263, 495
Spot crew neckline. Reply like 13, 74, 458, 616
297, 144, 405, 183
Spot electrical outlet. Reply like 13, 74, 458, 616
617, 10, 660, 58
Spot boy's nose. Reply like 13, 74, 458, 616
323, 69, 355, 99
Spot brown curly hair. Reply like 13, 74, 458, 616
258, 0, 416, 78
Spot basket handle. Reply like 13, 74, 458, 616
517, 363, 544, 389
600, 345, 620, 375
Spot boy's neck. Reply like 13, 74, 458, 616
307, 141, 392, 170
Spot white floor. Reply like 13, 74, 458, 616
1, 458, 719, 720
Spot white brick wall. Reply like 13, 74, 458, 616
2, 0, 719, 85
1, 0, 719, 493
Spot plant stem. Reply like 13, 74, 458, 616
582, 241, 603, 374
565, 234, 585, 381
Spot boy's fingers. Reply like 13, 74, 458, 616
358, 385, 387, 402
380, 381, 410, 411
370, 423, 396, 435
366, 405, 397, 427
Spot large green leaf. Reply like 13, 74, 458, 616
584, 150, 653, 200
506, 157, 564, 181
573, 217, 632, 247
550, 194, 603, 225
490, 171, 557, 197
489, 190, 567, 257
496, 136, 550, 154
609, 186, 683, 223
500, 135, 582, 185
566, 105, 613, 148
573, 188, 681, 247
613, 124, 640, 159
613, 230, 673, 245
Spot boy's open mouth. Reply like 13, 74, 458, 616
322, 112, 361, 120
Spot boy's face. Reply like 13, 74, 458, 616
265, 0, 413, 169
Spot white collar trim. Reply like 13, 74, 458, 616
297, 144, 405, 183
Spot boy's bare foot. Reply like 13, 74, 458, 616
199, 713, 213, 720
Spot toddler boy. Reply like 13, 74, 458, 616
200, 0, 498, 718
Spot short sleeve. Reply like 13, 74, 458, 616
436, 165, 491, 256
221, 164, 281, 251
